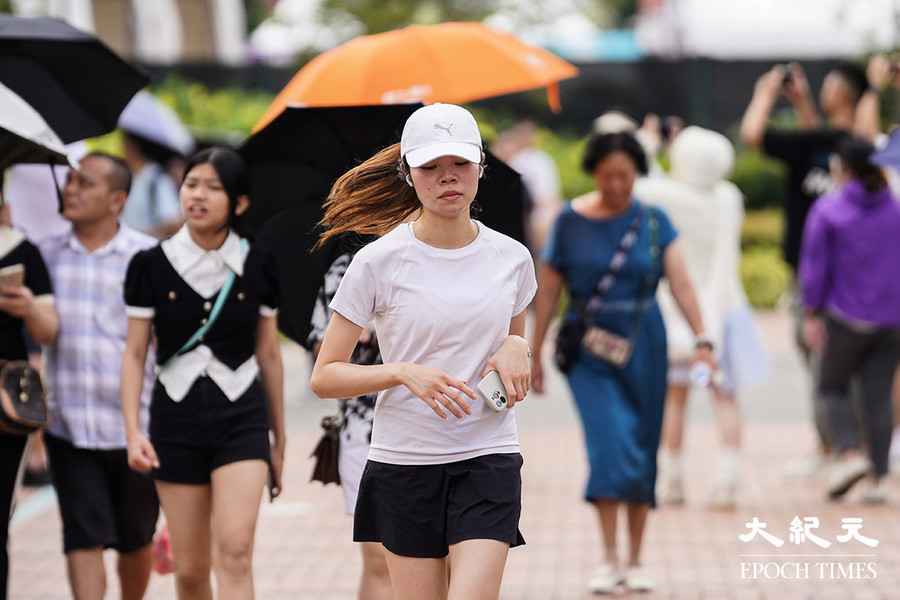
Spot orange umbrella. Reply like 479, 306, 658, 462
254, 22, 578, 132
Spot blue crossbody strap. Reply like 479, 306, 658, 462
173, 239, 249, 359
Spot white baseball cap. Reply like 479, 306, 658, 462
400, 103, 482, 168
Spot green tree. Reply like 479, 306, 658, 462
322, 0, 501, 34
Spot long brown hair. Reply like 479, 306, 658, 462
315, 143, 419, 249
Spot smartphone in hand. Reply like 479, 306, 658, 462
478, 370, 509, 412
0, 264, 25, 290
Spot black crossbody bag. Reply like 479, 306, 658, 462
554, 206, 659, 373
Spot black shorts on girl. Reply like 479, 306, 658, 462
353, 453, 525, 558
149, 377, 270, 484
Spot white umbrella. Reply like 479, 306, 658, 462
118, 91, 194, 156
0, 81, 72, 170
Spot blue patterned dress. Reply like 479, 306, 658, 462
543, 200, 677, 506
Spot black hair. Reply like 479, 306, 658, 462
82, 151, 132, 194
838, 137, 887, 192
581, 132, 649, 176
830, 61, 869, 104
181, 147, 250, 234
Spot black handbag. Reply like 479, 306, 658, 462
309, 414, 342, 486
554, 206, 658, 373
0, 360, 47, 435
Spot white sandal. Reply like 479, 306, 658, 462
588, 563, 623, 594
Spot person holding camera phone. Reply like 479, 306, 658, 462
529, 132, 713, 594
741, 61, 868, 477
310, 104, 536, 600
0, 189, 58, 599
120, 147, 285, 600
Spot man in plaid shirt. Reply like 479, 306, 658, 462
39, 152, 160, 600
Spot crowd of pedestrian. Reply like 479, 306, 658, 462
2, 52, 900, 600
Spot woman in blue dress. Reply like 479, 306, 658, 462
530, 132, 714, 594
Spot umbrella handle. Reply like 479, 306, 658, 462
48, 162, 64, 214
546, 83, 562, 113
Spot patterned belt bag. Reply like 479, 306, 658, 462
0, 360, 47, 435
582, 326, 633, 367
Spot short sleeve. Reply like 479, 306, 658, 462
651, 206, 678, 251
540, 210, 568, 273
21, 241, 53, 300
761, 128, 798, 162
514, 251, 538, 316
124, 249, 155, 319
329, 251, 377, 329
762, 128, 841, 163
244, 244, 279, 317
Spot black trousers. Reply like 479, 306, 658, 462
818, 316, 900, 477
0, 434, 27, 600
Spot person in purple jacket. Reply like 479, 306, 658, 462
800, 137, 900, 504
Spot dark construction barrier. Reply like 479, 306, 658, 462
140, 57, 849, 136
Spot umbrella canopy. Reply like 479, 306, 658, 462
0, 15, 148, 144
254, 21, 578, 131
241, 104, 528, 346
0, 81, 72, 170
119, 91, 195, 157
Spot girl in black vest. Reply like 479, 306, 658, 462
120, 148, 285, 600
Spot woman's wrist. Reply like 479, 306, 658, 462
390, 362, 410, 387
125, 424, 142, 442
693, 334, 714, 352
505, 335, 532, 358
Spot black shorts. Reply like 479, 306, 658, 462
149, 377, 270, 485
354, 453, 525, 558
45, 433, 159, 554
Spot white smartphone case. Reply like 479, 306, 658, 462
477, 370, 509, 411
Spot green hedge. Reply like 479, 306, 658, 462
730, 149, 787, 211
741, 246, 791, 309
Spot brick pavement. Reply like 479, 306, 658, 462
9, 311, 900, 599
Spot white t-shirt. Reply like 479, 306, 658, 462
329, 221, 537, 465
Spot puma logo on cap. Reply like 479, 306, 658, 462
434, 122, 454, 136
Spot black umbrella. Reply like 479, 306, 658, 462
0, 15, 148, 143
240, 104, 528, 346
0, 81, 71, 170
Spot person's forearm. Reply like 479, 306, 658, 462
24, 301, 58, 345
794, 97, 821, 129
670, 277, 706, 337
529, 282, 562, 355
528, 263, 565, 354
854, 91, 881, 141
740, 94, 776, 148
310, 361, 405, 400
258, 348, 286, 444
121, 353, 147, 440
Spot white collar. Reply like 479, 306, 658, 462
163, 226, 245, 277
0, 227, 25, 261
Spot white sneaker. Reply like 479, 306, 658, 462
588, 564, 622, 594
624, 566, 656, 592
708, 482, 737, 511
783, 454, 828, 478
827, 455, 869, 500
657, 475, 685, 505
860, 478, 889, 505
